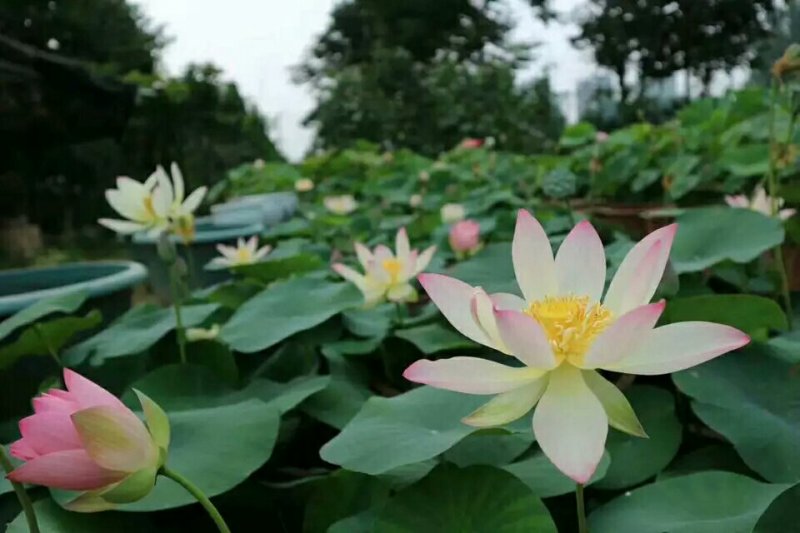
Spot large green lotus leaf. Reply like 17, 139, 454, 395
342, 304, 394, 339
8, 499, 153, 532
446, 243, 518, 294
228, 253, 323, 282
303, 471, 391, 533
660, 294, 787, 339
301, 352, 373, 429
754, 483, 800, 532
720, 143, 771, 177
374, 464, 557, 532
594, 385, 682, 490
670, 207, 784, 273
589, 472, 791, 533
221, 276, 362, 353
503, 451, 609, 498
673, 348, 800, 483
320, 387, 493, 475
395, 323, 477, 354
444, 430, 533, 467
63, 303, 219, 365
0, 310, 101, 370
0, 290, 88, 344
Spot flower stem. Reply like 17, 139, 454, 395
767, 80, 795, 329
160, 466, 230, 533
576, 483, 588, 533
33, 324, 61, 368
0, 445, 39, 533
168, 268, 188, 364
394, 302, 404, 328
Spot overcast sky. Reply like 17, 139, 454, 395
133, 0, 597, 161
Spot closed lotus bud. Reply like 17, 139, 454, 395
294, 178, 314, 192
409, 194, 423, 208
7, 370, 170, 512
449, 220, 481, 257
460, 138, 483, 149
418, 170, 430, 183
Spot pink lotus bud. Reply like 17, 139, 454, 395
7, 369, 169, 511
449, 220, 481, 255
596, 131, 609, 143
460, 138, 483, 149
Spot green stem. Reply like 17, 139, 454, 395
33, 324, 61, 367
576, 483, 588, 533
0, 445, 39, 533
168, 268, 188, 364
394, 302, 404, 328
160, 466, 230, 533
767, 80, 795, 329
184, 243, 197, 288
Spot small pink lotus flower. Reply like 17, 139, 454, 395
460, 138, 483, 149
449, 220, 481, 257
595, 131, 609, 143
7, 369, 170, 512
725, 185, 796, 221
404, 210, 749, 484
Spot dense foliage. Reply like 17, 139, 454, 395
1, 86, 799, 531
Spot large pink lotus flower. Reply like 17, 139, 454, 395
333, 228, 436, 306
404, 210, 749, 483
449, 220, 482, 257
7, 369, 170, 512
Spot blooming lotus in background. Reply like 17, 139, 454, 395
441, 203, 466, 224
595, 131, 609, 143
725, 185, 796, 221
98, 163, 207, 239
409, 194, 423, 208
8, 369, 170, 512
460, 138, 483, 149
404, 210, 749, 483
449, 219, 482, 258
295, 178, 315, 192
186, 324, 221, 342
324, 194, 358, 215
333, 228, 436, 305
209, 236, 272, 268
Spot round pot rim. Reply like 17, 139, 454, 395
0, 260, 148, 316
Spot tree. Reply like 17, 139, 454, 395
297, 0, 564, 155
573, 0, 777, 102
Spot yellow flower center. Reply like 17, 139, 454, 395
525, 295, 614, 366
235, 247, 253, 264
382, 258, 403, 282
143, 195, 157, 219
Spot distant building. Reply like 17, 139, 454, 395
576, 74, 617, 121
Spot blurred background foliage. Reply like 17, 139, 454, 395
0, 0, 796, 249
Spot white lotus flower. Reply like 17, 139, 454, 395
725, 185, 796, 221
209, 236, 272, 268
324, 195, 358, 215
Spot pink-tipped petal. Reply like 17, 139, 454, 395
582, 301, 666, 369
605, 322, 750, 376
470, 288, 508, 352
9, 439, 38, 461
603, 224, 677, 315
533, 365, 607, 484
7, 449, 125, 491
418, 273, 490, 347
463, 378, 548, 427
403, 357, 544, 395
512, 210, 558, 302
63, 370, 127, 411
19, 412, 84, 455
555, 220, 606, 302
494, 310, 558, 369
71, 406, 157, 473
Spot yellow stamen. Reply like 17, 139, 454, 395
382, 258, 403, 282
143, 195, 157, 219
235, 248, 252, 263
525, 295, 614, 366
